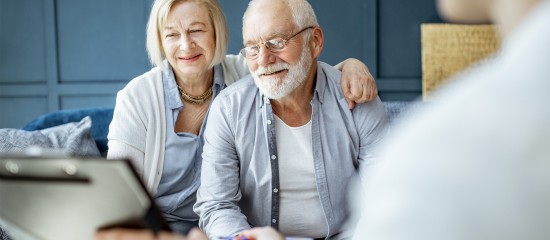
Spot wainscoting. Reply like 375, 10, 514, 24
0, 0, 441, 128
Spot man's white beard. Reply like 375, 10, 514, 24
252, 45, 312, 100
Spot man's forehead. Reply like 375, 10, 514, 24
243, 21, 295, 45
243, 4, 294, 40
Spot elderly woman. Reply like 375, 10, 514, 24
107, 0, 377, 235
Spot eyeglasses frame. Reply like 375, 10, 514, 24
239, 26, 315, 59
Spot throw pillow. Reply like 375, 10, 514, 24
0, 116, 100, 157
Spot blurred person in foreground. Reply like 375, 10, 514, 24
352, 0, 550, 239
106, 0, 378, 235
98, 0, 550, 239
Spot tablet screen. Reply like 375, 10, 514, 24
0, 156, 170, 240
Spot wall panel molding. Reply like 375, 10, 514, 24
44, 0, 60, 111
0, 0, 48, 83
1, 0, 439, 128
365, 0, 441, 100
0, 0, 151, 128
0, 84, 48, 97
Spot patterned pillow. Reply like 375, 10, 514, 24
0, 226, 11, 240
383, 101, 420, 124
0, 116, 100, 157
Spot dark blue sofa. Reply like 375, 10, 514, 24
18, 101, 414, 155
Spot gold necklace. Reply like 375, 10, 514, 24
177, 84, 213, 105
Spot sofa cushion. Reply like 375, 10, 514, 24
0, 116, 100, 157
0, 226, 11, 240
22, 108, 113, 156
383, 101, 419, 124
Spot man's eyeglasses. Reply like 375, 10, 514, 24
239, 26, 314, 59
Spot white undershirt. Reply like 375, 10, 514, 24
274, 115, 328, 238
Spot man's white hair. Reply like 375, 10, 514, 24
244, 0, 319, 31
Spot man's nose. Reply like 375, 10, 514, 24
257, 45, 275, 66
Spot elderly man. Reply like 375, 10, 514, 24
193, 0, 389, 239
236, 0, 550, 240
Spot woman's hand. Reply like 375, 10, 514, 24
336, 58, 378, 109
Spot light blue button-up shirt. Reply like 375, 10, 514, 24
155, 64, 225, 224
195, 62, 390, 238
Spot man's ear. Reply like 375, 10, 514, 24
310, 27, 324, 58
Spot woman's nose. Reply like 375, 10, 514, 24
179, 35, 194, 51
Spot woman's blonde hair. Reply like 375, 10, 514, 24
146, 0, 228, 70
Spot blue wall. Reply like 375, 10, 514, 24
0, 0, 441, 128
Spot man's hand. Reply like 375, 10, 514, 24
336, 58, 378, 109
239, 227, 285, 240
94, 228, 207, 240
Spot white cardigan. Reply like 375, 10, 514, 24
107, 55, 249, 193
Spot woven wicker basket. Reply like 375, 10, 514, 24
421, 24, 500, 100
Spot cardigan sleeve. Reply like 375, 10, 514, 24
107, 82, 148, 182
107, 68, 166, 193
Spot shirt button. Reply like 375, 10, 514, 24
273, 188, 278, 193
272, 219, 277, 223
271, 155, 276, 160
267, 120, 272, 125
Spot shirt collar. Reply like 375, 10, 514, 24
162, 61, 181, 110
212, 64, 225, 94
313, 62, 327, 104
